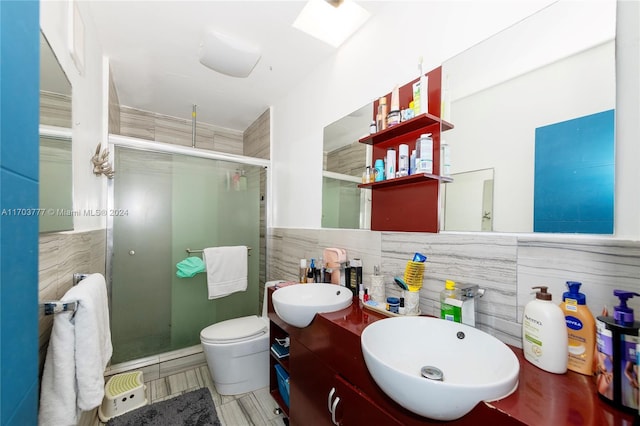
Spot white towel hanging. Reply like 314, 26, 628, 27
203, 246, 248, 299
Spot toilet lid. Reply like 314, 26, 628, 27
200, 315, 268, 344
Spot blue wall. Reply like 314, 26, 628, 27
0, 1, 40, 424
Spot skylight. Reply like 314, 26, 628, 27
292, 0, 371, 48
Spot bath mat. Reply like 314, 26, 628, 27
106, 387, 221, 426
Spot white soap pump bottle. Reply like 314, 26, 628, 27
522, 286, 568, 374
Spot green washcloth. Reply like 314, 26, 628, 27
176, 256, 206, 278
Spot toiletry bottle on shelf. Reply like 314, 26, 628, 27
398, 144, 409, 177
386, 149, 396, 179
410, 150, 416, 175
416, 133, 433, 174
418, 56, 428, 115
369, 120, 377, 134
522, 286, 568, 374
559, 281, 596, 375
440, 280, 462, 322
374, 159, 385, 182
595, 290, 640, 411
378, 96, 388, 130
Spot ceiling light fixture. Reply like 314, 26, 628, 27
293, 0, 370, 48
199, 30, 261, 78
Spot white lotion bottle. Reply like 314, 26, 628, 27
522, 286, 568, 374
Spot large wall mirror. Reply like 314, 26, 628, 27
441, 1, 616, 233
40, 31, 73, 233
322, 1, 616, 234
322, 104, 371, 229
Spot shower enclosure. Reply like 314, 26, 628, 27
107, 140, 267, 364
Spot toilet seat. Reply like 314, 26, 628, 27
200, 315, 268, 344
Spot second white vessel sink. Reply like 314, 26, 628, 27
272, 283, 353, 328
361, 316, 519, 421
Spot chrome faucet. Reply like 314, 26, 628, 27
459, 285, 485, 327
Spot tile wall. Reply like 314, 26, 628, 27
118, 106, 244, 154
38, 229, 107, 373
267, 228, 640, 347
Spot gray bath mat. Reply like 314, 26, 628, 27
106, 387, 221, 426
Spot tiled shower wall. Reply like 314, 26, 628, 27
267, 228, 640, 347
38, 229, 106, 373
118, 105, 244, 154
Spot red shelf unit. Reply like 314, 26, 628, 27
363, 65, 453, 233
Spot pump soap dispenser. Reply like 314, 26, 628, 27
559, 281, 596, 375
522, 286, 568, 374
595, 290, 640, 412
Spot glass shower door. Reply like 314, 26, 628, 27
110, 146, 262, 363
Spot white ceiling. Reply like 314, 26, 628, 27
86, 1, 389, 132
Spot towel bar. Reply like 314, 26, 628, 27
186, 247, 252, 255
41, 301, 78, 316
39, 272, 90, 315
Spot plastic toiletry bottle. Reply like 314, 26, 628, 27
386, 149, 396, 179
440, 280, 462, 322
374, 159, 385, 181
410, 150, 416, 175
595, 290, 640, 411
522, 286, 568, 374
306, 258, 316, 283
299, 259, 307, 283
378, 96, 388, 130
559, 281, 596, 375
416, 133, 433, 174
398, 144, 409, 177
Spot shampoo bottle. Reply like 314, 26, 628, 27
522, 286, 568, 374
559, 281, 596, 375
440, 280, 462, 323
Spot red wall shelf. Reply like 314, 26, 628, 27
359, 113, 453, 146
358, 173, 452, 189
362, 65, 453, 233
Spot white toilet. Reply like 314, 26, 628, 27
200, 280, 282, 395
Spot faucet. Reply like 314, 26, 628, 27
459, 285, 485, 327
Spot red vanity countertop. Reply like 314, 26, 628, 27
269, 288, 637, 426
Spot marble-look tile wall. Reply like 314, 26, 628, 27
40, 91, 71, 128
118, 106, 244, 155
38, 229, 106, 373
326, 141, 366, 176
267, 228, 640, 348
243, 109, 270, 160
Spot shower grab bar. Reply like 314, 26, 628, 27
40, 272, 90, 316
186, 247, 252, 255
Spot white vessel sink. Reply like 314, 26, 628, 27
360, 316, 519, 421
272, 283, 353, 328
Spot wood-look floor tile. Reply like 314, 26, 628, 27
149, 377, 169, 402
218, 399, 253, 426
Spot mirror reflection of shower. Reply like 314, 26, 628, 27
442, 168, 494, 232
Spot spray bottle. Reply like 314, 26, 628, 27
595, 290, 640, 412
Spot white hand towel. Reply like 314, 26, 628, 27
39, 273, 112, 426
203, 246, 248, 299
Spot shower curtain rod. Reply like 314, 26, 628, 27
108, 134, 270, 168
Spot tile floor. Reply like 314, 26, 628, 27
97, 364, 287, 426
